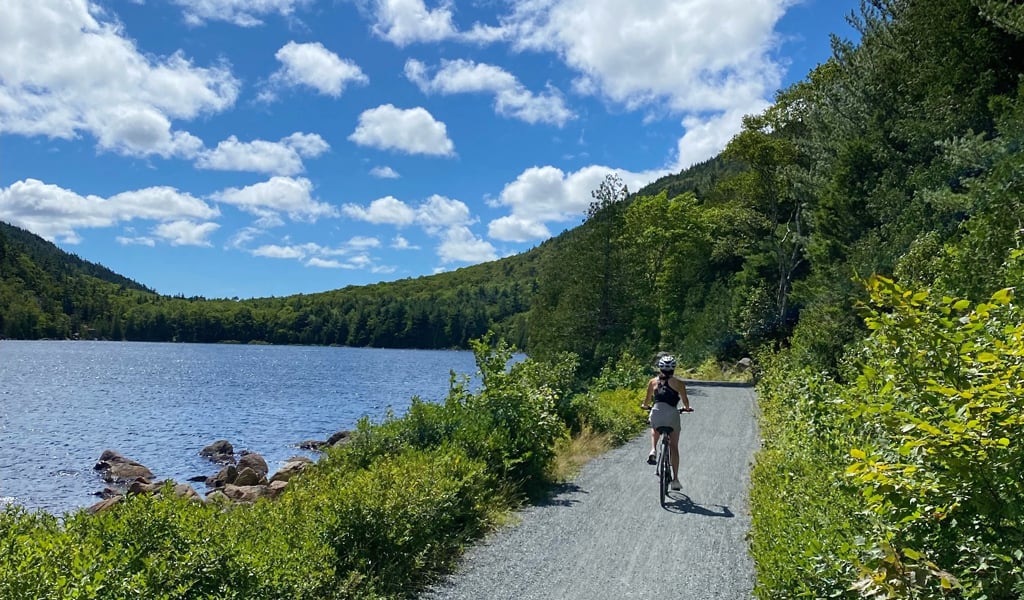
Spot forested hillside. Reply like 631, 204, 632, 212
0, 220, 542, 347
522, 0, 1024, 378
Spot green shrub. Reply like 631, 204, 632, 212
287, 446, 493, 598
842, 277, 1024, 597
449, 336, 569, 497
590, 351, 648, 392
749, 352, 862, 598
569, 388, 647, 444
752, 276, 1024, 599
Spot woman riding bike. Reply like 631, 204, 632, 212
641, 355, 693, 490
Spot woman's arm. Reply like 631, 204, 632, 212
641, 379, 655, 409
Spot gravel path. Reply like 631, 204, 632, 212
421, 383, 760, 600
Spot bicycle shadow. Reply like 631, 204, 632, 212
662, 493, 734, 517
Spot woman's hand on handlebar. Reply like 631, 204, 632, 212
679, 406, 694, 413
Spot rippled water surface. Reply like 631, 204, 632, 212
0, 341, 477, 514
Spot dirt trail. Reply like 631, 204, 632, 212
422, 383, 760, 600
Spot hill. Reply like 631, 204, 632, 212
0, 219, 549, 347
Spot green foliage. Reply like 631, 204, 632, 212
842, 277, 1024, 597
568, 388, 647, 445
750, 351, 862, 598
589, 351, 649, 392
285, 446, 493, 598
450, 335, 570, 497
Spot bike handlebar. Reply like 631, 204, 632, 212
641, 405, 694, 413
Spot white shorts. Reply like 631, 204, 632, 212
649, 402, 680, 432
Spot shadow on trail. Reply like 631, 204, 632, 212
662, 494, 733, 517
538, 482, 587, 507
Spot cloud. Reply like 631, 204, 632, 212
391, 234, 419, 250
212, 176, 338, 222
342, 192, 486, 265
488, 215, 551, 243
253, 244, 306, 259
0, 178, 220, 243
0, 0, 238, 158
415, 194, 472, 230
506, 0, 786, 114
405, 58, 573, 126
117, 235, 157, 247
438, 225, 497, 264
196, 132, 330, 175
342, 196, 417, 226
365, 0, 458, 46
170, 0, 311, 26
267, 41, 368, 98
370, 166, 400, 179
306, 257, 348, 269
487, 165, 668, 242
348, 104, 455, 156
153, 220, 220, 246
343, 194, 471, 231
672, 108, 767, 171
249, 238, 387, 271
358, 0, 792, 168
347, 236, 382, 249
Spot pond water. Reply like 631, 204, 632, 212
0, 340, 478, 514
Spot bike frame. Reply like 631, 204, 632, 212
655, 426, 673, 507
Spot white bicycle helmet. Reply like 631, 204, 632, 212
657, 355, 677, 371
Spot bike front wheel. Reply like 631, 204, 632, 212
658, 435, 671, 506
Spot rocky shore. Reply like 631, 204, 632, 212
87, 430, 352, 514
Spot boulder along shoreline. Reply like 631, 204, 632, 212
86, 430, 352, 514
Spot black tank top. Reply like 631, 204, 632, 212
654, 376, 680, 407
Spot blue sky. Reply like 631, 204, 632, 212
1, 0, 859, 299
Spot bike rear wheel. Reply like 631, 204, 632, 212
658, 434, 671, 506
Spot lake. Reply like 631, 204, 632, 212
0, 340, 479, 515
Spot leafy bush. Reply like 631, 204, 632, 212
286, 446, 493, 598
569, 388, 647, 445
843, 276, 1024, 597
749, 351, 862, 598
449, 336, 570, 497
590, 351, 649, 392
752, 276, 1024, 599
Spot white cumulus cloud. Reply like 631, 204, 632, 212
267, 41, 368, 98
249, 238, 387, 271
438, 225, 497, 264
212, 177, 338, 223
153, 220, 220, 246
0, 0, 238, 158
405, 58, 573, 126
415, 194, 472, 230
370, 166, 400, 179
366, 0, 458, 46
348, 104, 455, 156
171, 0, 311, 26
487, 165, 668, 242
341, 196, 417, 226
0, 178, 220, 244
196, 132, 329, 175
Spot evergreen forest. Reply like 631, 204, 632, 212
2, 0, 1024, 596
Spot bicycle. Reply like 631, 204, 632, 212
654, 425, 674, 507
649, 406, 693, 507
